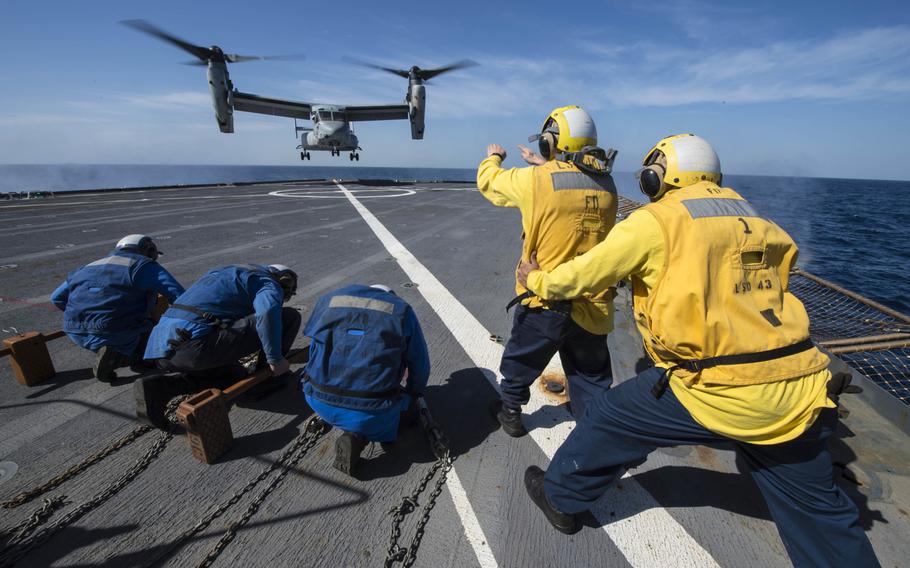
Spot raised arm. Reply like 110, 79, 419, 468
476, 145, 536, 209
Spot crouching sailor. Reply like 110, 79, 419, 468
135, 263, 302, 428
50, 234, 184, 382
517, 134, 879, 567
301, 284, 430, 475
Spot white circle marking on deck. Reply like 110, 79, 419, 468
268, 187, 415, 199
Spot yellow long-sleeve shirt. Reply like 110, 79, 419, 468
527, 208, 834, 444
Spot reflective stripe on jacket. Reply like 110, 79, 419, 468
633, 182, 829, 385
63, 251, 154, 333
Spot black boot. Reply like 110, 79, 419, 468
134, 373, 203, 429
524, 466, 579, 535
93, 346, 128, 383
128, 342, 158, 375
334, 431, 367, 476
490, 400, 528, 438
134, 374, 173, 429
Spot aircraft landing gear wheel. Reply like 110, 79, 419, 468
349, 153, 355, 161
300, 152, 305, 161
305, 152, 311, 160
355, 153, 360, 161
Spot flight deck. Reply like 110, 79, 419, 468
0, 180, 907, 567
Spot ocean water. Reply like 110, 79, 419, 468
1, 164, 907, 314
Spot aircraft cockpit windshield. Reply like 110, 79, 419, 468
315, 110, 345, 122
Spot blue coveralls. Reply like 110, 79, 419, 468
301, 285, 430, 443
145, 265, 300, 381
51, 251, 184, 357
544, 366, 879, 568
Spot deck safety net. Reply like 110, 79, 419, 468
615, 195, 910, 407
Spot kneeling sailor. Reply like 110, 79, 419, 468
136, 263, 301, 428
301, 284, 430, 475
50, 234, 184, 382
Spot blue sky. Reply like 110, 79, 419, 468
2, 0, 909, 180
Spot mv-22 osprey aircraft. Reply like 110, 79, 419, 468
124, 20, 476, 160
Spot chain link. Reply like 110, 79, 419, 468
0, 398, 184, 568
141, 415, 330, 568
1, 425, 153, 509
0, 496, 67, 553
196, 416, 330, 568
385, 399, 454, 568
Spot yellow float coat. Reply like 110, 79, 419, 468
477, 155, 617, 335
526, 183, 834, 444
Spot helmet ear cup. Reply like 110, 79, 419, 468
136, 236, 159, 260
638, 167, 664, 199
538, 132, 556, 160
277, 274, 297, 301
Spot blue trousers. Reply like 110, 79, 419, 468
500, 305, 612, 418
544, 366, 878, 568
306, 393, 410, 443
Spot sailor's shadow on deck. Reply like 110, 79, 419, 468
355, 367, 501, 481
218, 377, 314, 463
829, 421, 887, 530
10, 523, 139, 568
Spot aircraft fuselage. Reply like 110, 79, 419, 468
300, 106, 359, 152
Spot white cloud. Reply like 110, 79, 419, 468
598, 26, 910, 106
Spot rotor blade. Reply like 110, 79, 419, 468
181, 60, 208, 66
419, 59, 479, 80
227, 53, 306, 63
342, 56, 409, 78
121, 19, 213, 61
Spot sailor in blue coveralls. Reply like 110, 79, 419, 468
135, 264, 301, 428
50, 234, 184, 382
301, 284, 430, 475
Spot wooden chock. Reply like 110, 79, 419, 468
1, 330, 66, 386
176, 346, 310, 465
176, 389, 233, 464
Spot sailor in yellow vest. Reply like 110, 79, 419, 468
477, 106, 619, 437
517, 134, 878, 566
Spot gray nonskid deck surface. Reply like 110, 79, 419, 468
0, 181, 905, 568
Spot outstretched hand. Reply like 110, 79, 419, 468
518, 144, 546, 166
517, 251, 540, 288
486, 144, 507, 160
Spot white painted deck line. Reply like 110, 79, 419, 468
336, 181, 499, 568
335, 180, 721, 568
